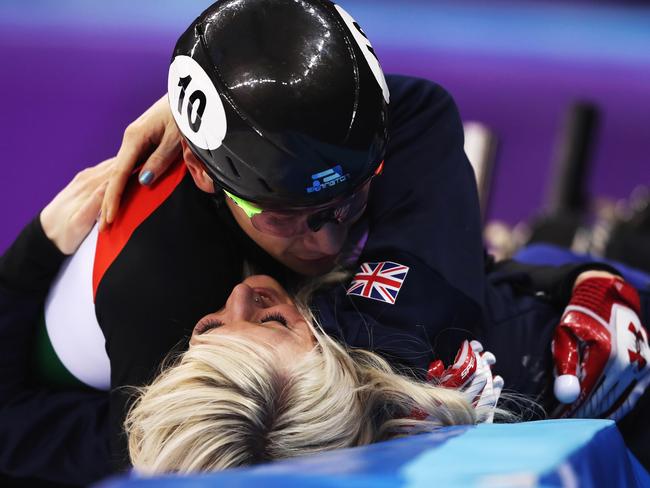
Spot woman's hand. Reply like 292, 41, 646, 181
100, 94, 181, 231
40, 159, 113, 255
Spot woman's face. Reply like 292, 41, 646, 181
190, 275, 315, 359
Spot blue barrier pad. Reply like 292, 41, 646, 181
97, 419, 646, 487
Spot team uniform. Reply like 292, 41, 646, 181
2, 75, 650, 485
98, 75, 489, 468
0, 76, 486, 479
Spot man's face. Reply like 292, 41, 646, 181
182, 142, 364, 276
225, 197, 351, 276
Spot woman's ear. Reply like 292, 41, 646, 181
181, 140, 215, 193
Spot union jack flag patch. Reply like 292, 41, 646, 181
347, 261, 410, 305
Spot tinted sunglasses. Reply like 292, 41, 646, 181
224, 180, 372, 238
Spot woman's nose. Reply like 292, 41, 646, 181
223, 283, 259, 321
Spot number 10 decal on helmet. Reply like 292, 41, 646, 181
168, 55, 227, 151
168, 0, 389, 209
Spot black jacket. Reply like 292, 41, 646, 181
0, 218, 110, 485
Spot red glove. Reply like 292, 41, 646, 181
552, 276, 650, 420
427, 340, 504, 423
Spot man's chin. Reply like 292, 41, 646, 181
286, 255, 338, 276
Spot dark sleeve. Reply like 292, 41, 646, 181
487, 257, 622, 309
312, 76, 485, 373
371, 75, 486, 311
0, 217, 111, 485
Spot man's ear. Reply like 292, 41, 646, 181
182, 140, 215, 193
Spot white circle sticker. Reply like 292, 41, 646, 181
334, 4, 390, 104
168, 55, 228, 150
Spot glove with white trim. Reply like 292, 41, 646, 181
552, 276, 650, 420
427, 340, 504, 423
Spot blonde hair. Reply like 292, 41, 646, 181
125, 323, 480, 474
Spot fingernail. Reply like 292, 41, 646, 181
139, 170, 154, 186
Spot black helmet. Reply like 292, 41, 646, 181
168, 0, 389, 208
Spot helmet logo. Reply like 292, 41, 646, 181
168, 55, 227, 150
334, 4, 390, 104
306, 165, 350, 193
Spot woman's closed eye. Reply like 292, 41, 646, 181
196, 317, 224, 335
260, 312, 289, 328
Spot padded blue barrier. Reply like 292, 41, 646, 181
97, 420, 649, 487
515, 243, 650, 291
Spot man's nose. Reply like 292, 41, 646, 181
302, 222, 347, 256
223, 283, 258, 322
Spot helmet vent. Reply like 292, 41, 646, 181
226, 156, 240, 178
258, 178, 273, 193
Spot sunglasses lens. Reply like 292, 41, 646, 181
247, 181, 370, 237
250, 213, 307, 237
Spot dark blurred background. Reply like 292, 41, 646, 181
1, 0, 649, 254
